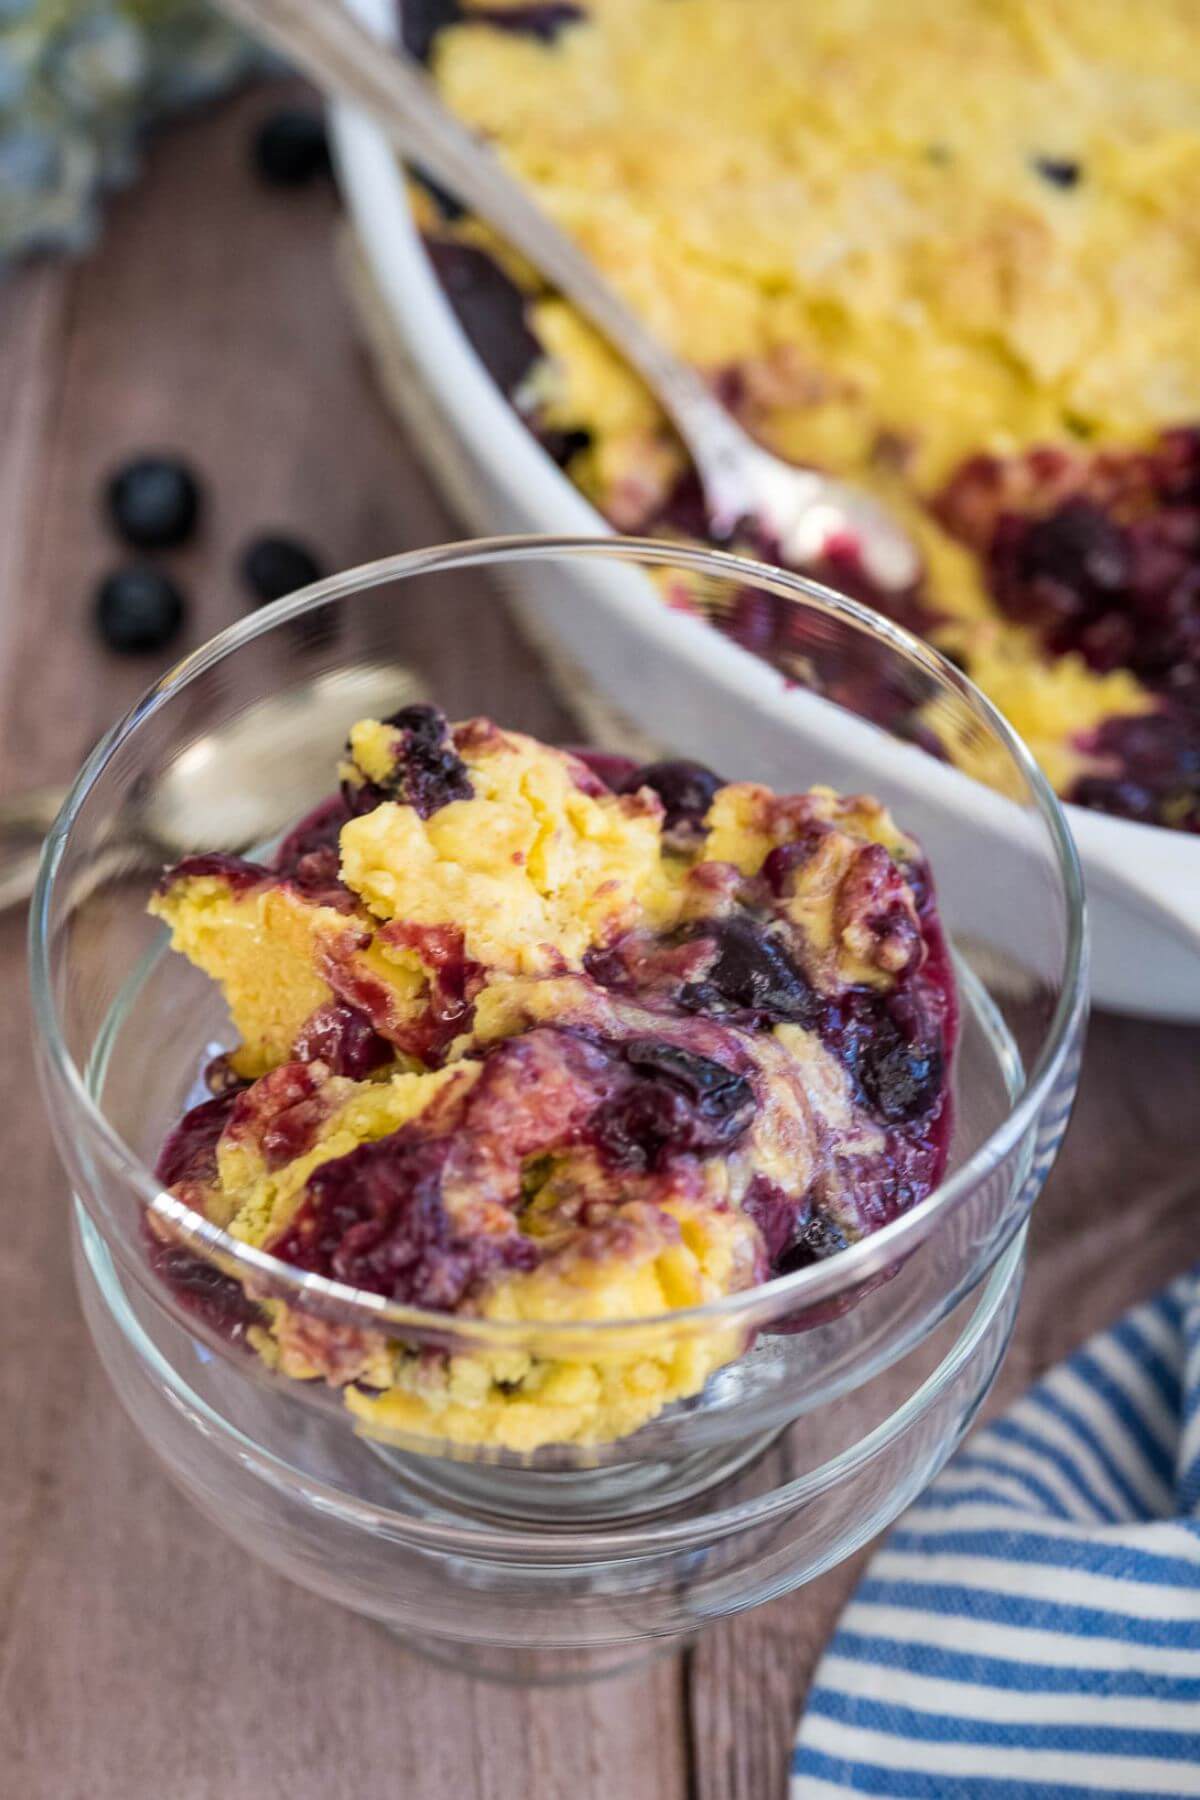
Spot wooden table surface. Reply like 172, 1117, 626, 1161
1, 85, 1198, 1800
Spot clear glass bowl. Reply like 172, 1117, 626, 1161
31, 536, 1086, 1678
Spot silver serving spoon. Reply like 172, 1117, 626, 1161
219, 0, 919, 592
1, 661, 424, 911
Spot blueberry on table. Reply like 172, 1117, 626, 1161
94, 566, 186, 654
240, 535, 324, 606
252, 109, 332, 187
105, 455, 200, 550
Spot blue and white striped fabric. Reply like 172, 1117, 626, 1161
794, 1273, 1200, 1797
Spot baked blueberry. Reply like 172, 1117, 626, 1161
853, 1011, 943, 1124
620, 758, 724, 832
474, 2, 585, 42
425, 241, 544, 396
593, 1040, 754, 1170
678, 915, 821, 1027
1033, 155, 1082, 188
343, 703, 474, 818
401, 0, 462, 63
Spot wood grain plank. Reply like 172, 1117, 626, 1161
687, 1010, 1200, 1800
1, 76, 1196, 1800
0, 85, 682, 1800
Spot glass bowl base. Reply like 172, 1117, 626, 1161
383, 1626, 689, 1685
74, 1202, 1025, 1678
367, 1428, 783, 1526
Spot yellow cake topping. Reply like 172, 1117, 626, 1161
418, 0, 1200, 816
340, 720, 676, 970
149, 709, 956, 1452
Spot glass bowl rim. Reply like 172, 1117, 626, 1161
79, 1201, 1025, 1558
31, 533, 1087, 1340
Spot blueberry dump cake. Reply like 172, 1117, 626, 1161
148, 705, 956, 1450
401, 0, 1200, 833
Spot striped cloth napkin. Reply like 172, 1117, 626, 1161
793, 1272, 1200, 1797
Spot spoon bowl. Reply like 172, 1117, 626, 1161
0, 661, 423, 911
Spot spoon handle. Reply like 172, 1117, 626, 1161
0, 783, 67, 911
220, 0, 750, 488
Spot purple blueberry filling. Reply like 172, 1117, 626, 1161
589, 913, 823, 1033
568, 746, 641, 791
155, 851, 268, 897
1071, 708, 1200, 831
342, 703, 472, 820
618, 758, 724, 837
274, 793, 351, 867
143, 1235, 263, 1345
678, 916, 822, 1029
292, 1001, 395, 1080
742, 1175, 811, 1268
423, 241, 544, 396
400, 0, 584, 63
472, 3, 584, 43
270, 1135, 538, 1308
414, 191, 1199, 829
592, 1038, 755, 1172
153, 716, 956, 1329
155, 1087, 242, 1189
151, 1085, 265, 1344
263, 1023, 757, 1302
938, 432, 1200, 830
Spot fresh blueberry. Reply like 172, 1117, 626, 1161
94, 565, 186, 654
240, 535, 324, 606
252, 109, 332, 187
620, 758, 724, 832
105, 455, 200, 550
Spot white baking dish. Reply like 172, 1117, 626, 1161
328, 6, 1200, 1019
